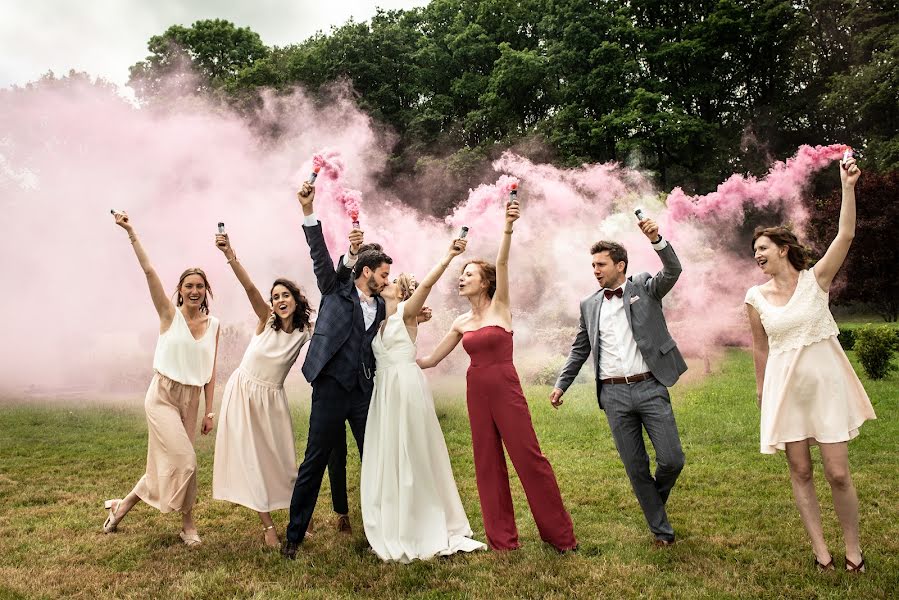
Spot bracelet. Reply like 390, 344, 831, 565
205, 412, 215, 419
504, 229, 513, 234
128, 234, 137, 243
226, 256, 238, 264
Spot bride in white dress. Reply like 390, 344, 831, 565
361, 236, 486, 563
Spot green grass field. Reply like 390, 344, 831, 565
1, 349, 896, 599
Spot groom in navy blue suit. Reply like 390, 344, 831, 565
283, 181, 391, 559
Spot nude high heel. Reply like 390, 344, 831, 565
103, 499, 122, 534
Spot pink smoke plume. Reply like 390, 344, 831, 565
338, 188, 362, 223
445, 174, 520, 228
0, 73, 851, 397
666, 144, 848, 227
312, 150, 344, 180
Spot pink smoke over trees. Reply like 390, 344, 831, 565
0, 72, 857, 394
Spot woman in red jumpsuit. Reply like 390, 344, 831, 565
417, 201, 577, 552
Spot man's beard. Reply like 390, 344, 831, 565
367, 276, 381, 296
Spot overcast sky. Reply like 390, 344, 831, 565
0, 0, 430, 90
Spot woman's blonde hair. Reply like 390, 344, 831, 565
394, 273, 417, 301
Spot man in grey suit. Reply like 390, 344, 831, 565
550, 217, 686, 546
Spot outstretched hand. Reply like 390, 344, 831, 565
201, 415, 214, 435
505, 201, 520, 226
416, 306, 432, 324
112, 210, 133, 232
840, 156, 861, 187
349, 228, 364, 255
215, 233, 232, 254
638, 218, 660, 242
449, 238, 467, 256
297, 181, 315, 205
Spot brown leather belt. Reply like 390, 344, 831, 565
600, 372, 653, 385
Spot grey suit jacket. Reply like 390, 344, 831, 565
554, 242, 687, 404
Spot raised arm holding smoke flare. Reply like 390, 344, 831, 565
549, 210, 686, 548
282, 178, 391, 559
103, 211, 220, 548
744, 154, 873, 573
212, 229, 318, 550
417, 200, 578, 553
216, 227, 271, 326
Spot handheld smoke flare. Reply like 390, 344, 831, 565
509, 182, 519, 204
842, 147, 854, 170
635, 208, 646, 221
217, 222, 225, 234
307, 165, 321, 184
453, 226, 469, 251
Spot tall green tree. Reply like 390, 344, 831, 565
129, 19, 269, 101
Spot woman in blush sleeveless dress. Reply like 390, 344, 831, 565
102, 211, 219, 548
418, 202, 577, 553
361, 238, 486, 563
746, 155, 875, 573
211, 233, 313, 549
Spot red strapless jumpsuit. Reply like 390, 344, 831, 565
462, 326, 577, 551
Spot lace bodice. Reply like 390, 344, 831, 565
744, 268, 839, 355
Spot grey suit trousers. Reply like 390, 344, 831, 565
600, 377, 684, 541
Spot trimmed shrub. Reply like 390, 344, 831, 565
854, 324, 898, 380
837, 327, 856, 351
530, 355, 591, 386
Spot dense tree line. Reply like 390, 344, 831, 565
123, 2, 897, 317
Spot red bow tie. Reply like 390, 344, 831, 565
604, 288, 623, 300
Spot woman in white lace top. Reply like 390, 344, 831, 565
745, 155, 875, 573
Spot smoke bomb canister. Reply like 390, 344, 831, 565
459, 226, 469, 239
352, 220, 360, 229
635, 208, 646, 221
308, 166, 320, 184
842, 147, 854, 169
217, 222, 225, 234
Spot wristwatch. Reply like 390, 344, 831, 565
205, 412, 215, 419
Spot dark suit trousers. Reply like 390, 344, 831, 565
286, 375, 369, 543
600, 377, 685, 541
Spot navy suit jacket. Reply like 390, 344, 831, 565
301, 222, 385, 384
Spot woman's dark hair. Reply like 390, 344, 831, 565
464, 260, 497, 298
752, 226, 812, 271
174, 268, 213, 314
270, 278, 314, 331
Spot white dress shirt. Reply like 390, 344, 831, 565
598, 285, 651, 379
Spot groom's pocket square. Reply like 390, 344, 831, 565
629, 296, 640, 304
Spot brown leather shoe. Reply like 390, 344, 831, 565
652, 537, 675, 548
336, 514, 352, 535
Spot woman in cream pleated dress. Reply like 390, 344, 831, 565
745, 155, 875, 573
211, 232, 312, 548
103, 211, 220, 547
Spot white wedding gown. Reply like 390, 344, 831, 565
361, 301, 486, 563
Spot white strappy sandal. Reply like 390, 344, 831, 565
179, 530, 202, 547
